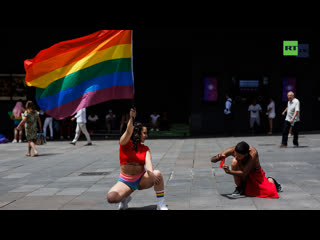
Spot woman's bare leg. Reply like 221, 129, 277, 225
268, 118, 273, 134
26, 141, 31, 156
231, 158, 243, 187
14, 129, 18, 141
29, 141, 38, 156
138, 170, 164, 191
18, 130, 23, 141
107, 182, 133, 204
138, 170, 167, 210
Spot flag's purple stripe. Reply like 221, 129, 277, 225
45, 85, 134, 120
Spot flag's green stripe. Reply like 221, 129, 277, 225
36, 58, 131, 99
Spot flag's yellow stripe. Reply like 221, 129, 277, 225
27, 43, 132, 89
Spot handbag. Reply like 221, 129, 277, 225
36, 133, 46, 145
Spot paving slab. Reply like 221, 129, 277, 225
0, 134, 320, 210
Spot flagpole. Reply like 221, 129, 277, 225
131, 29, 135, 110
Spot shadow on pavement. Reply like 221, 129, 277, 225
127, 205, 157, 210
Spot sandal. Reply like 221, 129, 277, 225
25, 153, 31, 157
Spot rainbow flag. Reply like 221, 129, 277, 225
24, 30, 134, 120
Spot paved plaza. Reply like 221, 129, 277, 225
0, 133, 320, 210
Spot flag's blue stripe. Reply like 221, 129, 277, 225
37, 71, 133, 111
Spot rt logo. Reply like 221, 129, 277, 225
283, 41, 298, 56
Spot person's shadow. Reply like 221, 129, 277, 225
35, 153, 61, 157
126, 205, 157, 210
220, 193, 247, 200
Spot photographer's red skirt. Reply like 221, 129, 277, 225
245, 168, 279, 199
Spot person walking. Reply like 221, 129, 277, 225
16, 101, 42, 157
107, 108, 168, 210
70, 108, 92, 146
280, 91, 300, 148
43, 113, 53, 140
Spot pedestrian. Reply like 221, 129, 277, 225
70, 108, 92, 146
211, 141, 282, 198
59, 117, 73, 140
223, 93, 233, 136
107, 108, 168, 210
87, 112, 99, 134
16, 101, 42, 157
149, 111, 160, 131
43, 112, 53, 140
248, 99, 262, 134
11, 101, 25, 143
266, 97, 276, 135
105, 109, 117, 133
159, 111, 170, 131
280, 91, 300, 148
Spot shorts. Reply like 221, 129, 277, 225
14, 120, 22, 128
268, 113, 276, 119
250, 117, 260, 128
118, 170, 146, 191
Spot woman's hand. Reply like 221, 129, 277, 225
211, 153, 226, 163
120, 108, 136, 146
222, 164, 231, 174
130, 108, 136, 119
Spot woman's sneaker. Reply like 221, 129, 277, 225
118, 196, 132, 210
156, 198, 168, 210
232, 186, 245, 196
268, 176, 283, 192
157, 204, 168, 210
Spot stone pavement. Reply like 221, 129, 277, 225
0, 133, 320, 210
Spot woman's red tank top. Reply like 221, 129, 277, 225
119, 140, 150, 166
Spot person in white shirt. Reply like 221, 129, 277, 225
266, 97, 276, 135
280, 91, 300, 148
224, 95, 232, 116
70, 108, 92, 146
105, 109, 116, 133
248, 99, 262, 132
87, 113, 99, 134
223, 93, 233, 136
88, 113, 99, 122
150, 112, 160, 131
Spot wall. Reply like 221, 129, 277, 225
190, 28, 320, 135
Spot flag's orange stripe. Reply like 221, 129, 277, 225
25, 30, 131, 83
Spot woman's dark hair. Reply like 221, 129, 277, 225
235, 141, 250, 155
131, 122, 144, 152
25, 101, 36, 113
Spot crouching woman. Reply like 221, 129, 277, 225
107, 108, 168, 210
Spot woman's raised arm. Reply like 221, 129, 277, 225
119, 108, 136, 146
